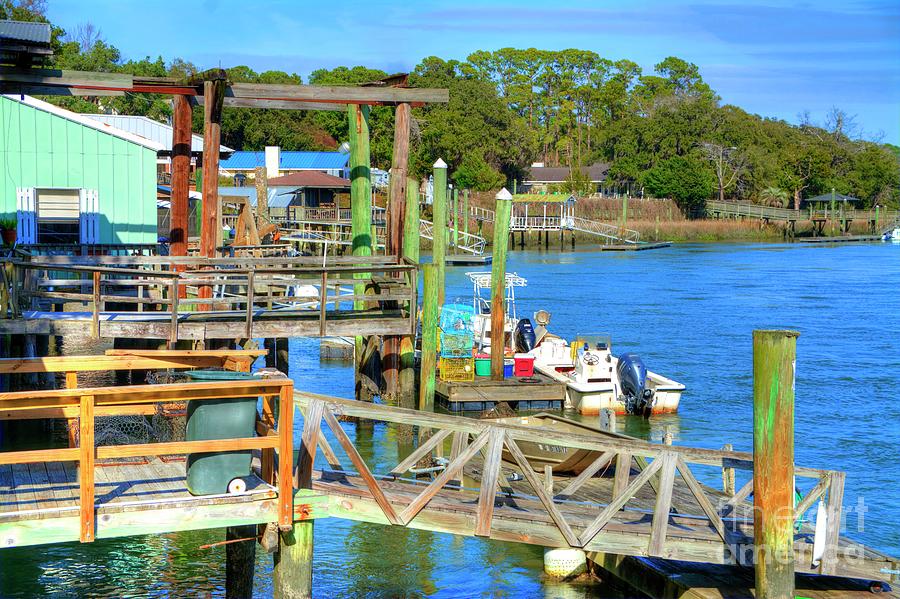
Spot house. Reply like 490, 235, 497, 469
84, 114, 234, 182
218, 170, 351, 220
0, 94, 162, 245
522, 161, 610, 194
0, 20, 52, 67
219, 146, 350, 180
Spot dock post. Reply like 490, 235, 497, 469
400, 177, 420, 410
170, 94, 192, 257
419, 264, 438, 412
273, 521, 314, 599
463, 190, 469, 239
452, 187, 459, 251
432, 159, 448, 305
225, 525, 257, 598
349, 104, 373, 395
255, 166, 269, 221
490, 189, 513, 380
752, 329, 798, 599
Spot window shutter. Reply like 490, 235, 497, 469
79, 189, 99, 244
16, 188, 36, 244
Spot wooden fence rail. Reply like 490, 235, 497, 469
293, 392, 850, 577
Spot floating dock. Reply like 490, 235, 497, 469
435, 372, 566, 412
798, 235, 883, 244
444, 254, 492, 266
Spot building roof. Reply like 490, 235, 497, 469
526, 162, 609, 183
220, 150, 349, 171
0, 20, 50, 44
86, 114, 233, 153
1, 94, 165, 151
512, 193, 576, 203
267, 171, 350, 188
804, 192, 862, 204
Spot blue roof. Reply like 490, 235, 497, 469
220, 151, 349, 170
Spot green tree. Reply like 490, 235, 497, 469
644, 156, 714, 213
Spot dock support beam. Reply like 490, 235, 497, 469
348, 104, 372, 398
418, 263, 438, 412
490, 189, 513, 380
170, 94, 192, 257
752, 329, 798, 599
432, 159, 448, 305
225, 525, 256, 598
399, 177, 420, 410
273, 522, 314, 599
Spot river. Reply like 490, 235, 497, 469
1, 241, 897, 597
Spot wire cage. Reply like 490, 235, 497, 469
440, 333, 474, 358
439, 357, 475, 382
440, 303, 475, 334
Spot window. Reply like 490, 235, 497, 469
36, 189, 80, 244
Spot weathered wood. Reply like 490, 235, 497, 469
200, 77, 226, 260
79, 395, 94, 543
474, 428, 505, 537
613, 452, 632, 498
794, 474, 830, 520
389, 429, 452, 476
398, 428, 491, 525
753, 329, 798, 599
820, 471, 845, 576
648, 452, 677, 557
91, 271, 100, 339
297, 400, 325, 489
675, 456, 730, 546
225, 524, 256, 599
556, 451, 616, 498
418, 264, 438, 412
255, 166, 268, 220
432, 159, 448, 305
278, 383, 295, 526
490, 189, 513, 379
721, 443, 735, 495
504, 436, 579, 547
578, 454, 664, 547
170, 94, 192, 257
322, 408, 401, 525
273, 521, 313, 599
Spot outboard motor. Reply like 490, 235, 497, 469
514, 318, 537, 353
617, 353, 655, 417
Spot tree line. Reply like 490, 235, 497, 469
4, 1, 898, 212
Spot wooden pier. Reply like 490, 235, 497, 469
435, 372, 565, 412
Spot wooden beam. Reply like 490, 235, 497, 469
226, 82, 448, 104
79, 395, 95, 543
278, 382, 295, 526
556, 450, 616, 499
170, 94, 193, 257
474, 429, 505, 537
200, 77, 226, 259
648, 452, 677, 557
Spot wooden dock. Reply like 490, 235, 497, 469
435, 372, 565, 412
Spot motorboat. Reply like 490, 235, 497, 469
531, 334, 684, 416
493, 412, 627, 474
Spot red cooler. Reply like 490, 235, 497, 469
513, 353, 535, 377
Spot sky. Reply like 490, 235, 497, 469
47, 0, 900, 143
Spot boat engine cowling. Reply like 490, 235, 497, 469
514, 318, 537, 353
617, 353, 654, 416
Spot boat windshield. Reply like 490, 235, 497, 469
571, 334, 612, 359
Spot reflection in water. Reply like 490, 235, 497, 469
2, 242, 898, 596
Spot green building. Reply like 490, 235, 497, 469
0, 94, 162, 245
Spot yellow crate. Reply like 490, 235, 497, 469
439, 357, 475, 382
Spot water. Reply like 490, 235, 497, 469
1, 241, 898, 597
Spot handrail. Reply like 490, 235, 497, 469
294, 391, 847, 574
0, 377, 296, 542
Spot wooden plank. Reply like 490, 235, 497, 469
389, 429, 453, 475
578, 455, 664, 547
227, 82, 448, 105
794, 474, 830, 520
556, 450, 616, 499
322, 408, 400, 525
79, 395, 94, 542
0, 447, 80, 466
613, 452, 632, 499
398, 429, 491, 525
675, 456, 730, 546
278, 382, 295, 526
648, 452, 677, 557
820, 471, 845, 575
94, 437, 277, 459
297, 400, 325, 489
0, 354, 240, 374
504, 436, 579, 547
474, 428, 505, 537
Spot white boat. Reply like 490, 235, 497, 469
531, 334, 685, 416
466, 271, 527, 352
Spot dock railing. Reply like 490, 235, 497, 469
292, 392, 868, 579
0, 353, 295, 543
1, 255, 417, 341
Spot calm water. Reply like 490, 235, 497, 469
1, 241, 898, 597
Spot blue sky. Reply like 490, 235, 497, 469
49, 0, 900, 143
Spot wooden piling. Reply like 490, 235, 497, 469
418, 264, 438, 412
348, 104, 372, 389
463, 190, 469, 238
752, 329, 799, 599
255, 166, 268, 221
273, 522, 314, 599
170, 94, 192, 257
225, 524, 256, 598
399, 177, 420, 410
200, 76, 226, 259
451, 187, 458, 250
432, 159, 448, 305
490, 189, 513, 380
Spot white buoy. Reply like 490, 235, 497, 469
228, 478, 247, 495
543, 547, 587, 578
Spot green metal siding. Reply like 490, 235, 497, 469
0, 96, 157, 244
